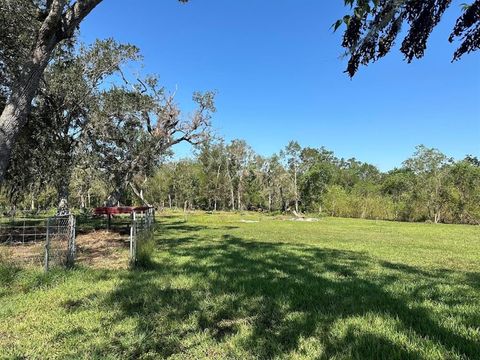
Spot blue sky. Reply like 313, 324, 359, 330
80, 0, 480, 171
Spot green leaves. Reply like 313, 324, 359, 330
339, 0, 480, 77
331, 15, 351, 32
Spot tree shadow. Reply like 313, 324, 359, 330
92, 227, 479, 359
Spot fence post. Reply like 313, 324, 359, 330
66, 215, 76, 268
107, 214, 111, 232
22, 219, 25, 244
44, 218, 50, 272
129, 211, 136, 267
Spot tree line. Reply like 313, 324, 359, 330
1, 1, 479, 224
141, 141, 480, 225
4, 130, 479, 225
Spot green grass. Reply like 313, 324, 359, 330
1, 212, 479, 359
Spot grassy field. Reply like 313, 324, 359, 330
1, 212, 479, 359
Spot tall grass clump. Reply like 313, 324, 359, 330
0, 247, 19, 295
134, 229, 156, 269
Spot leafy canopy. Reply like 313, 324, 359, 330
337, 0, 480, 76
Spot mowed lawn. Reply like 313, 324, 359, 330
1, 213, 479, 359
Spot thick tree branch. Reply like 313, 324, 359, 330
63, 0, 104, 38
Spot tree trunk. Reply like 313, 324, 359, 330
230, 186, 235, 211
0, 61, 51, 180
268, 191, 272, 212
214, 164, 221, 212
30, 195, 35, 211
57, 176, 70, 214
129, 183, 152, 207
226, 158, 235, 211
280, 187, 286, 212
0, 0, 103, 181
294, 164, 299, 213
361, 204, 367, 219
237, 188, 241, 211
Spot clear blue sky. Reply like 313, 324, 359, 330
80, 0, 480, 171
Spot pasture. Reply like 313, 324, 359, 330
1, 212, 479, 359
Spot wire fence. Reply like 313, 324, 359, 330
129, 208, 155, 267
0, 221, 48, 244
44, 215, 76, 271
0, 214, 75, 270
1, 208, 156, 270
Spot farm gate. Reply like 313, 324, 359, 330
129, 207, 155, 266
0, 213, 76, 271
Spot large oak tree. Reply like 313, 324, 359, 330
0, 0, 105, 180
0, 0, 190, 182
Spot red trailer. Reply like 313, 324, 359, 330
94, 206, 153, 230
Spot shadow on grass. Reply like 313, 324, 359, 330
93, 222, 479, 359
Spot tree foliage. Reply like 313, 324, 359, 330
133, 141, 480, 225
2, 37, 216, 208
339, 0, 480, 76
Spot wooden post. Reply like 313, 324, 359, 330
22, 219, 25, 244
44, 218, 50, 272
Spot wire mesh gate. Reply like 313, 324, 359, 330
44, 215, 76, 271
129, 208, 155, 266
0, 214, 76, 270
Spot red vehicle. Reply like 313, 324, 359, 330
93, 206, 153, 229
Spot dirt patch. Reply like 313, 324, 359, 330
0, 242, 44, 266
1, 230, 130, 269
75, 230, 130, 269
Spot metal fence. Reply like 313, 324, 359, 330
0, 218, 48, 244
1, 208, 155, 270
0, 214, 76, 270
129, 208, 155, 266
44, 215, 76, 271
